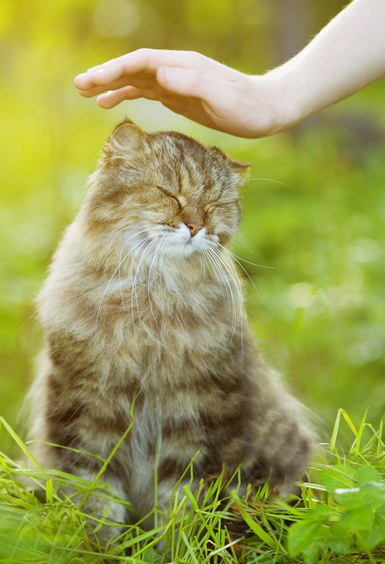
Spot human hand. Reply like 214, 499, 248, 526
74, 49, 296, 139
75, 0, 385, 140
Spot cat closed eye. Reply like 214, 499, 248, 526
156, 185, 181, 207
204, 203, 219, 214
156, 185, 174, 196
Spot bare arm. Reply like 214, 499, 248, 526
74, 0, 385, 139
274, 0, 385, 128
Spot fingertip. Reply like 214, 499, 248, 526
76, 88, 89, 98
97, 92, 114, 109
74, 73, 87, 88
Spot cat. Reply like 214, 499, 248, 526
28, 120, 315, 541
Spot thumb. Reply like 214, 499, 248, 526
157, 66, 232, 106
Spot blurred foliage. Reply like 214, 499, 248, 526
1, 0, 385, 454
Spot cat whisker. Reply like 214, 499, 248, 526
158, 238, 171, 279
88, 231, 148, 324
15, 309, 39, 333
131, 237, 159, 324
201, 249, 207, 279
210, 249, 249, 355
147, 245, 160, 328
245, 177, 291, 188
212, 256, 242, 341
96, 235, 152, 326
104, 225, 132, 255
205, 248, 231, 309
147, 238, 168, 328
208, 245, 247, 350
108, 227, 150, 257
205, 246, 231, 299
232, 232, 255, 253
217, 244, 260, 298
117, 228, 152, 312
118, 243, 127, 312
205, 247, 238, 339
220, 244, 274, 269
208, 245, 244, 306
117, 228, 150, 250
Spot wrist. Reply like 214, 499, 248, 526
263, 64, 324, 134
248, 72, 306, 137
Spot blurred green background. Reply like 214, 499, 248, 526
1, 0, 385, 453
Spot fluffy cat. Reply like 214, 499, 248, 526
28, 120, 315, 541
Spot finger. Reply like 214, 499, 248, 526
156, 66, 238, 112
74, 49, 237, 91
116, 50, 234, 80
96, 81, 224, 133
158, 95, 219, 130
97, 86, 159, 109
96, 82, 217, 131
74, 64, 112, 89
156, 67, 253, 134
74, 57, 120, 89
76, 75, 158, 98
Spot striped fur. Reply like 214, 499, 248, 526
28, 121, 315, 541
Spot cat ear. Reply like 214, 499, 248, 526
105, 120, 146, 157
228, 158, 251, 174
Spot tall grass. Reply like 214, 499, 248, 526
1, 409, 385, 563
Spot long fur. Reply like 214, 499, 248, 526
28, 121, 316, 541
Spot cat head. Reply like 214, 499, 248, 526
79, 120, 249, 270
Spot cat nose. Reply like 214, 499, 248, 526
186, 222, 203, 237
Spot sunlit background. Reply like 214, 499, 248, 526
1, 0, 385, 453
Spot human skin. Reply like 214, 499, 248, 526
74, 0, 385, 139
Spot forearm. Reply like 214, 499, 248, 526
269, 0, 385, 128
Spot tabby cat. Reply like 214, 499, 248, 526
29, 120, 315, 541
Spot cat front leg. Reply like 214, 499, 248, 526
28, 365, 135, 544
68, 469, 129, 544
29, 425, 131, 543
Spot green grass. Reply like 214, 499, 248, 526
2, 409, 385, 563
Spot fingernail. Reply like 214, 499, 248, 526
164, 67, 176, 85
93, 67, 106, 75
